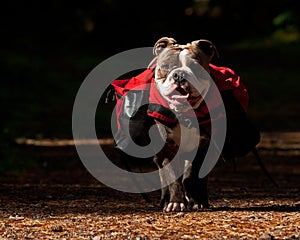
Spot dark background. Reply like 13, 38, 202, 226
1, 0, 300, 175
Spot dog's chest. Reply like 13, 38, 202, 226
155, 120, 201, 153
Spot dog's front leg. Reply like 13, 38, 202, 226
182, 151, 210, 210
154, 153, 186, 212
183, 171, 209, 210
161, 155, 186, 212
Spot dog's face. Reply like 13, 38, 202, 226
153, 37, 218, 112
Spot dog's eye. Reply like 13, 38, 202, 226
157, 68, 168, 79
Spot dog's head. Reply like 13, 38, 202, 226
152, 37, 218, 112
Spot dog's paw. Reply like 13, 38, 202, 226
190, 202, 208, 211
187, 197, 210, 211
164, 202, 186, 212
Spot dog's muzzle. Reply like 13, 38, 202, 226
172, 71, 191, 94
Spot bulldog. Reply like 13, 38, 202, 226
149, 37, 219, 212
111, 36, 261, 212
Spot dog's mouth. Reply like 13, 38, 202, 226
165, 87, 188, 105
165, 87, 201, 111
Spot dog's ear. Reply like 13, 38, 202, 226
195, 39, 219, 61
153, 37, 177, 56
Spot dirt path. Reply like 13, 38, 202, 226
1, 132, 299, 239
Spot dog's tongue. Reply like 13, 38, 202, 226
171, 94, 189, 103
168, 94, 189, 111
168, 94, 189, 109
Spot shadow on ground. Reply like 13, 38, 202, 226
1, 132, 299, 217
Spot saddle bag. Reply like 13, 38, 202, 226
220, 90, 261, 159
110, 68, 154, 155
109, 64, 260, 160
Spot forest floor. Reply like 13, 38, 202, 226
0, 132, 299, 239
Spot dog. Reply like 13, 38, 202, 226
149, 37, 219, 212
110, 36, 261, 212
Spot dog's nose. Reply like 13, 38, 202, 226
173, 72, 186, 85
173, 71, 191, 93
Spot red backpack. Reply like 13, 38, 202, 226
109, 63, 260, 160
